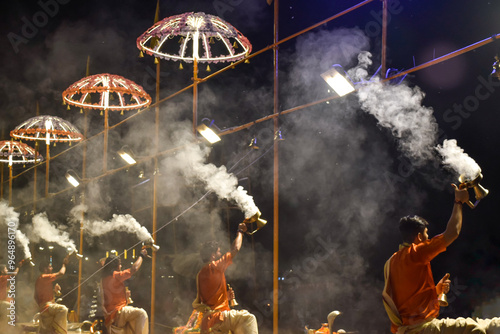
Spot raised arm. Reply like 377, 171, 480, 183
442, 184, 469, 246
54, 255, 70, 278
130, 249, 147, 274
230, 222, 247, 257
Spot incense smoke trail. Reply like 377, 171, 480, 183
436, 139, 481, 180
352, 52, 439, 166
28, 212, 77, 251
69, 205, 152, 241
85, 214, 152, 241
168, 126, 259, 219
0, 200, 32, 259
350, 52, 483, 181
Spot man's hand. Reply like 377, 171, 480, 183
62, 255, 70, 265
238, 222, 247, 233
453, 183, 469, 204
436, 273, 451, 295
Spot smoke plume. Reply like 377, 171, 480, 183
28, 212, 77, 251
352, 52, 439, 166
436, 139, 481, 180
0, 200, 32, 259
84, 213, 153, 242
167, 126, 259, 219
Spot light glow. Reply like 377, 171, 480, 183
118, 149, 137, 165
65, 170, 81, 188
321, 65, 356, 97
197, 124, 221, 143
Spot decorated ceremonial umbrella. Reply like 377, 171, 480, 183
10, 115, 84, 197
62, 73, 152, 115
62, 73, 152, 172
137, 12, 252, 133
11, 115, 84, 145
0, 140, 43, 204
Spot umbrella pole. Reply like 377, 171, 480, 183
8, 164, 12, 205
45, 143, 50, 197
193, 58, 198, 135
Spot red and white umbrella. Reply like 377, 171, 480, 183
0, 140, 43, 166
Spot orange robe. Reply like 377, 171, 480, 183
197, 252, 233, 331
102, 268, 132, 325
384, 235, 447, 333
35, 273, 58, 310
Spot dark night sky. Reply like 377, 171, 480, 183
1, 1, 500, 333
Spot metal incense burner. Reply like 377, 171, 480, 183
458, 172, 489, 209
142, 239, 160, 252
244, 211, 267, 235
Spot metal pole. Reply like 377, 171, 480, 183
77, 193, 84, 321
193, 58, 199, 135
77, 105, 89, 321
381, 0, 388, 76
1, 162, 4, 199
150, 55, 161, 334
45, 144, 50, 197
33, 142, 38, 211
34, 102, 40, 211
273, 0, 280, 333
8, 164, 12, 205
103, 108, 109, 173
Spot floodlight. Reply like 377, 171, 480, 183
321, 64, 355, 97
117, 146, 137, 165
197, 124, 221, 143
65, 170, 81, 188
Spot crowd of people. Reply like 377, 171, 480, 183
3, 186, 500, 334
0, 218, 258, 334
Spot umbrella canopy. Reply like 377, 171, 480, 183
137, 12, 252, 64
10, 115, 84, 145
0, 140, 43, 166
62, 73, 152, 112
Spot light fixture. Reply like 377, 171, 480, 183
274, 130, 284, 141
196, 123, 221, 144
491, 55, 500, 79
249, 137, 259, 149
321, 64, 355, 97
117, 146, 137, 165
65, 170, 82, 188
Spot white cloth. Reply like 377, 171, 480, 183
396, 317, 500, 334
39, 303, 68, 334
209, 309, 258, 334
110, 305, 149, 334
